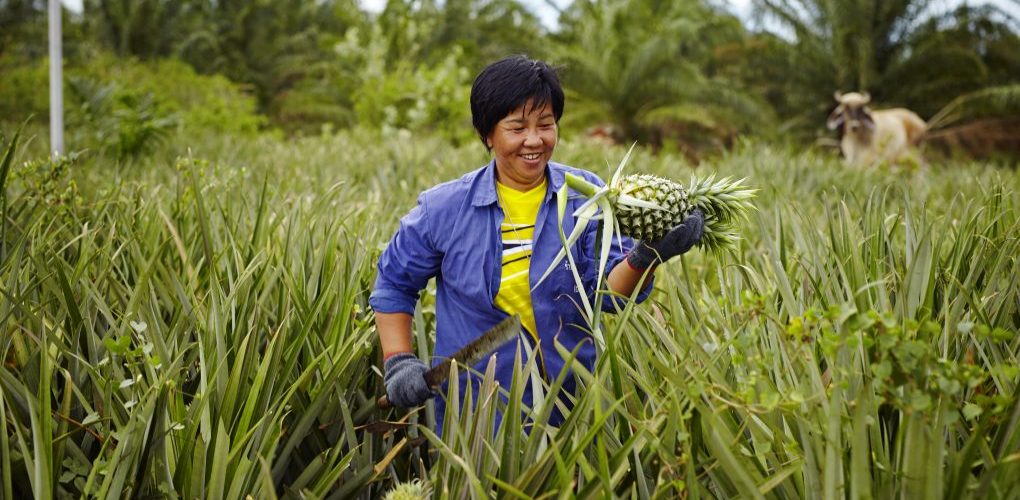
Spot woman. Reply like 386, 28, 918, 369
369, 55, 703, 433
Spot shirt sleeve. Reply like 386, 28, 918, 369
369, 193, 443, 315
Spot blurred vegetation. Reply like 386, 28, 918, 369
1, 0, 1019, 159
1, 50, 263, 159
552, 0, 772, 157
743, 0, 1020, 139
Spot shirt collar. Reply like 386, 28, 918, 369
471, 159, 566, 207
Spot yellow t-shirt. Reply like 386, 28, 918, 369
494, 180, 545, 355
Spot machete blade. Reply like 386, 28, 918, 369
371, 314, 522, 412
423, 314, 521, 387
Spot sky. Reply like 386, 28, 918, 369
62, 0, 1018, 32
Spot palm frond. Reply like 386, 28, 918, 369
928, 84, 1020, 130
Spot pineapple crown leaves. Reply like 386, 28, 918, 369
608, 141, 639, 186
685, 174, 758, 228
384, 479, 432, 500
532, 172, 622, 302
533, 145, 644, 293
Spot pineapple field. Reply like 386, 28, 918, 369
1, 128, 1018, 499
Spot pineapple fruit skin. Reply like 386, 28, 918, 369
614, 174, 692, 241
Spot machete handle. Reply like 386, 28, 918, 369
376, 389, 439, 411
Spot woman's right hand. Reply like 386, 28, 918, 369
383, 352, 435, 408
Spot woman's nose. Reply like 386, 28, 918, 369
524, 129, 543, 146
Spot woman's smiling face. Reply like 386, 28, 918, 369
487, 99, 558, 191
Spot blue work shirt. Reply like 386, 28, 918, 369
369, 160, 651, 434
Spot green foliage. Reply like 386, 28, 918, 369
318, 0, 545, 139
748, 0, 1020, 138
5, 148, 81, 211
4, 0, 1017, 157
929, 83, 1020, 130
82, 0, 197, 59
347, 34, 474, 145
75, 0, 545, 136
0, 1, 89, 59
81, 0, 366, 122
0, 0, 46, 56
1, 127, 1018, 496
180, 0, 364, 113
553, 0, 771, 155
70, 53, 265, 135
0, 53, 49, 120
66, 76, 178, 160
896, 5, 1020, 117
373, 0, 546, 70
1, 51, 264, 158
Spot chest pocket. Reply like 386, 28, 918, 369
541, 201, 598, 298
439, 215, 500, 307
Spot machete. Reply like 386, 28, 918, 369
376, 314, 522, 409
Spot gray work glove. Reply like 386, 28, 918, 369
626, 209, 705, 270
383, 352, 434, 408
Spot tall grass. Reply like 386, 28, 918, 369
1, 128, 1017, 498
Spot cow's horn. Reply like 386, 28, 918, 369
861, 91, 871, 103
833, 90, 843, 101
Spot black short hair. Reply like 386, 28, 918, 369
470, 55, 565, 149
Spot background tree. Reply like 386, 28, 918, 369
83, 0, 200, 59
370, 0, 546, 73
1, 0, 46, 57
174, 0, 361, 116
898, 4, 1020, 117
1, 0, 1017, 156
552, 0, 770, 156
319, 0, 546, 139
749, 0, 1020, 136
2, 0, 88, 58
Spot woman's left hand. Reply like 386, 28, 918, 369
626, 209, 705, 270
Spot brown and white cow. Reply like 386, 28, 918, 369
827, 91, 927, 167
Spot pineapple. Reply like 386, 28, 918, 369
535, 144, 756, 291
614, 174, 690, 242
563, 168, 754, 252
566, 172, 756, 251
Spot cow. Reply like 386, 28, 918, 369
827, 91, 927, 167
